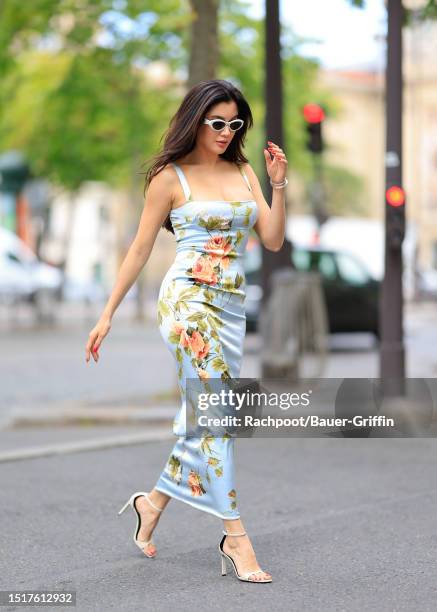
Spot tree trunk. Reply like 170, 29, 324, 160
188, 0, 219, 88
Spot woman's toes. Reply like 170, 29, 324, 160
252, 571, 270, 581
144, 544, 156, 556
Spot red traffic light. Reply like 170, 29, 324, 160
303, 103, 325, 124
386, 186, 405, 207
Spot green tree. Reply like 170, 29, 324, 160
0, 0, 191, 318
0, 0, 191, 190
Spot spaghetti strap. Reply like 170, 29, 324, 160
238, 164, 252, 192
172, 163, 192, 201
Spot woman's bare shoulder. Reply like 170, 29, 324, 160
150, 163, 180, 189
151, 163, 177, 181
239, 160, 253, 171
240, 161, 258, 179
146, 164, 180, 208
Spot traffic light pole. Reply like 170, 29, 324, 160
310, 155, 329, 230
380, 0, 405, 396
303, 104, 329, 231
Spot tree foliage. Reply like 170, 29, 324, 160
0, 0, 380, 204
0, 0, 190, 190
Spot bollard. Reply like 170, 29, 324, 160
260, 269, 329, 380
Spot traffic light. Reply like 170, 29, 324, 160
303, 103, 325, 154
385, 185, 406, 248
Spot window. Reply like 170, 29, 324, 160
335, 252, 369, 285
292, 249, 311, 271
317, 253, 337, 280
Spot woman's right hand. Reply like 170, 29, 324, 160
85, 315, 112, 364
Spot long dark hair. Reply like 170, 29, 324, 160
142, 79, 254, 235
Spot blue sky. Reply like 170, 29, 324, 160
248, 0, 387, 70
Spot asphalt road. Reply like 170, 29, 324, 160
1, 435, 437, 611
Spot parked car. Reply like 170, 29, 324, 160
0, 227, 63, 319
243, 239, 380, 337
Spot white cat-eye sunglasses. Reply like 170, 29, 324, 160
203, 118, 244, 132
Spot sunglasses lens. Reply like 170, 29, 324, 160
230, 120, 244, 131
211, 120, 226, 131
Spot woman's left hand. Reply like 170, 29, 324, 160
264, 141, 288, 183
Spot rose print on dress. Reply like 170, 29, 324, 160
186, 226, 243, 298
188, 255, 218, 285
204, 234, 233, 270
179, 327, 210, 359
170, 321, 228, 382
188, 469, 206, 496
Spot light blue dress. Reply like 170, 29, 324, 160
153, 162, 258, 520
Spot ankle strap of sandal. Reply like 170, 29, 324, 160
223, 530, 246, 536
145, 493, 164, 513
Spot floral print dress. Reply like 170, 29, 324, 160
153, 162, 258, 520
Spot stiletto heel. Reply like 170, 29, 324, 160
118, 499, 131, 515
218, 530, 272, 583
118, 491, 164, 558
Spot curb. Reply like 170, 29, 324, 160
3, 406, 178, 429
0, 427, 175, 463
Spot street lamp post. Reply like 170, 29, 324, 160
262, 0, 293, 307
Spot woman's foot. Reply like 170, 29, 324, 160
133, 494, 163, 557
222, 533, 272, 581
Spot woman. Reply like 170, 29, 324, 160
85, 79, 287, 583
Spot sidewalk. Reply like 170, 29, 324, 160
2, 299, 436, 463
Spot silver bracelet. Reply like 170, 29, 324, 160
270, 177, 288, 186
270, 177, 288, 189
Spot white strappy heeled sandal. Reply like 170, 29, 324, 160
219, 530, 272, 583
118, 491, 164, 558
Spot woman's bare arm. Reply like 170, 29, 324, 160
243, 162, 286, 252
85, 167, 175, 363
